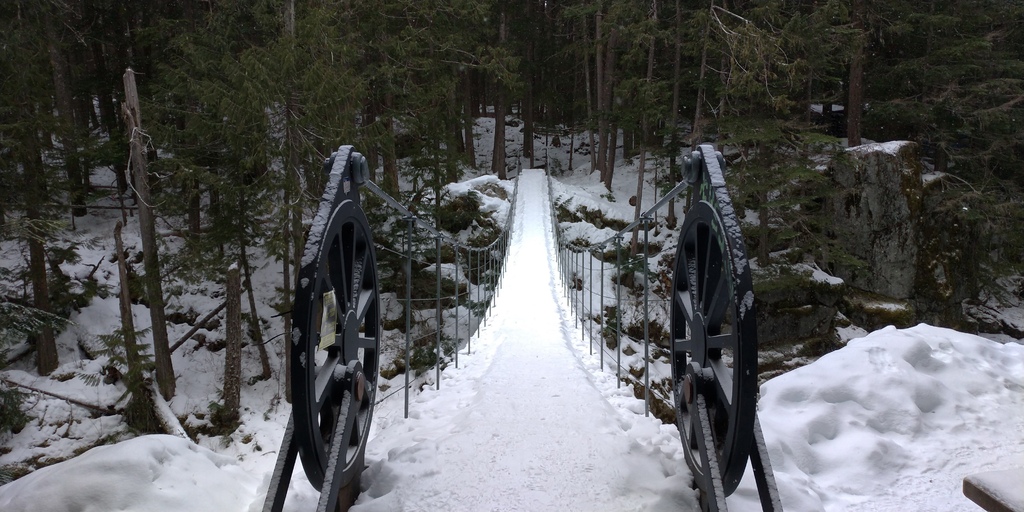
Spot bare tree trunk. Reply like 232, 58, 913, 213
595, 12, 607, 177
187, 189, 201, 234
847, 0, 866, 147
463, 72, 476, 166
241, 244, 272, 380
123, 68, 174, 399
492, 90, 507, 179
20, 118, 58, 376
582, 21, 596, 173
667, 0, 683, 228
631, 5, 658, 255
114, 222, 139, 379
382, 95, 399, 194
569, 130, 575, 171
12, 78, 54, 369
524, 36, 535, 168
221, 264, 242, 426
283, 0, 298, 403
28, 211, 57, 375
115, 221, 159, 431
491, 11, 508, 180
605, 122, 618, 189
600, 29, 619, 189
692, 2, 712, 150
92, 42, 118, 139
44, 12, 86, 218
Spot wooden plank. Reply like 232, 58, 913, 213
964, 468, 1024, 512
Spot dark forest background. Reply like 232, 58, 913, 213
2, 0, 1023, 386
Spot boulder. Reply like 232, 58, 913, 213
824, 141, 980, 329
827, 141, 922, 299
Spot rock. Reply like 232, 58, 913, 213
753, 264, 845, 346
842, 289, 915, 331
824, 141, 980, 329
827, 141, 922, 299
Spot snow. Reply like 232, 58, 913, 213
0, 435, 258, 512
964, 468, 1024, 512
4, 168, 1023, 512
846, 141, 912, 157
755, 324, 1024, 511
351, 170, 693, 511
3, 131, 1023, 512
801, 263, 845, 286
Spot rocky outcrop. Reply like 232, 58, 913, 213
827, 141, 923, 298
754, 264, 844, 346
824, 141, 979, 329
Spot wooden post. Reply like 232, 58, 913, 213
223, 264, 242, 425
123, 68, 175, 399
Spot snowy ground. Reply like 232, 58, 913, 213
3, 168, 1023, 512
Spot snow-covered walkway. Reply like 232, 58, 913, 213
2, 169, 1021, 512
351, 170, 690, 511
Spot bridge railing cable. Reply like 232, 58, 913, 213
548, 173, 688, 418
363, 176, 519, 418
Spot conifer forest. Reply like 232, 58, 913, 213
1, 0, 1023, 438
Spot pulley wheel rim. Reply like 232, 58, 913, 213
292, 198, 380, 490
671, 199, 758, 496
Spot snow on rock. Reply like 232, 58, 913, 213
0, 435, 260, 512
846, 140, 913, 157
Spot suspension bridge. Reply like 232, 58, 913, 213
262, 145, 781, 512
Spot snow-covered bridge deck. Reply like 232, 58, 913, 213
353, 169, 690, 511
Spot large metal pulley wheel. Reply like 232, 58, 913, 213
671, 144, 758, 500
292, 145, 379, 497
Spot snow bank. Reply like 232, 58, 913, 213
0, 435, 259, 512
752, 324, 1024, 511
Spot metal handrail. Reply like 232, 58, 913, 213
361, 175, 520, 417
550, 171, 688, 418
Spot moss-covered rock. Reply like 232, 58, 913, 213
841, 289, 915, 331
753, 263, 844, 346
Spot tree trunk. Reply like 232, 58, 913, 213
463, 72, 476, 166
114, 222, 139, 377
283, 0, 298, 402
524, 40, 535, 168
692, 1, 712, 150
492, 12, 508, 180
595, 13, 607, 177
605, 122, 618, 189
382, 95, 399, 195
582, 19, 596, 173
92, 41, 119, 139
241, 244, 272, 381
221, 264, 242, 426
23, 130, 57, 375
847, 0, 866, 147
492, 89, 507, 179
27, 210, 57, 376
667, 0, 683, 228
123, 68, 175, 399
115, 221, 159, 431
600, 29, 619, 189
631, 11, 657, 255
44, 12, 86, 218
